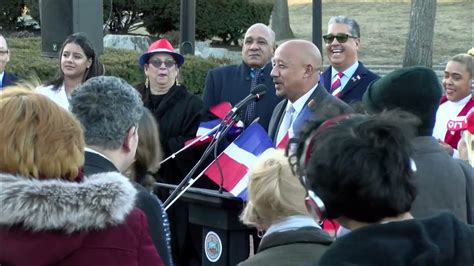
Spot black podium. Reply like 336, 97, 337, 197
155, 183, 253, 266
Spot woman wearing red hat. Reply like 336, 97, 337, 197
136, 38, 203, 185
433, 52, 474, 158
136, 38, 204, 265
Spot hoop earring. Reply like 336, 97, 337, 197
257, 229, 264, 238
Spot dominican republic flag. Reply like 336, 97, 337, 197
185, 102, 242, 146
203, 122, 274, 200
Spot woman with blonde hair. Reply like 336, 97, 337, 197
0, 87, 163, 265
238, 149, 332, 266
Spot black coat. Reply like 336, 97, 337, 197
319, 213, 474, 266
203, 62, 282, 131
322, 61, 380, 104
1, 71, 18, 89
136, 83, 203, 184
83, 151, 173, 266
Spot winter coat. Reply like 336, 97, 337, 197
0, 171, 163, 266
318, 213, 474, 266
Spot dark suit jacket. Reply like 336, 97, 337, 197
83, 151, 173, 266
203, 61, 282, 131
322, 61, 380, 104
1, 71, 18, 89
268, 83, 352, 143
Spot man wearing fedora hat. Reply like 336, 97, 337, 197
363, 66, 473, 224
203, 23, 281, 131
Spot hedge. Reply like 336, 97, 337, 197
7, 37, 231, 96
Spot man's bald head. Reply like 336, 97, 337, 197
271, 39, 324, 102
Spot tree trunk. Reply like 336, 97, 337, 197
403, 0, 437, 67
271, 0, 294, 41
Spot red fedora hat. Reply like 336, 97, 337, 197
139, 38, 184, 68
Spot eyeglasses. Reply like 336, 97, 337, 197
322, 33, 357, 44
149, 59, 176, 68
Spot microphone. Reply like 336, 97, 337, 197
226, 84, 267, 118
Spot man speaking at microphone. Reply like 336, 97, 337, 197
203, 23, 281, 131
268, 39, 351, 148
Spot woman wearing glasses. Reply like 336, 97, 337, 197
238, 149, 332, 266
136, 39, 203, 265
136, 38, 203, 186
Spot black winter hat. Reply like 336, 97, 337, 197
362, 66, 442, 136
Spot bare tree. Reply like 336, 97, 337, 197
271, 0, 294, 41
403, 0, 437, 67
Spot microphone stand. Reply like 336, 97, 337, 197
163, 114, 240, 209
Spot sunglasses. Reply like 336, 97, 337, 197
322, 33, 357, 44
149, 59, 176, 68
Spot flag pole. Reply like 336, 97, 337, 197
163, 118, 238, 208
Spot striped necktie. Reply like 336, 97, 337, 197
244, 68, 261, 125
331, 72, 344, 97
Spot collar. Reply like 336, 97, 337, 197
332, 61, 359, 79
289, 85, 316, 114
0, 171, 136, 233
264, 215, 321, 237
85, 147, 119, 170
442, 94, 472, 107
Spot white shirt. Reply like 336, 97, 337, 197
36, 84, 70, 110
276, 86, 316, 143
331, 61, 359, 91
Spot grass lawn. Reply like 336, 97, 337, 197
288, 1, 473, 66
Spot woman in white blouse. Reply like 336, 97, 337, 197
37, 33, 103, 110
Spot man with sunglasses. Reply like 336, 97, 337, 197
0, 34, 18, 90
203, 23, 281, 131
321, 16, 379, 104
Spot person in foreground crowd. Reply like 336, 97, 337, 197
0, 34, 18, 89
456, 109, 474, 166
363, 66, 473, 224
37, 32, 103, 110
268, 39, 351, 147
293, 111, 474, 265
203, 23, 281, 131
238, 149, 332, 266
433, 52, 474, 158
126, 107, 173, 266
321, 15, 379, 103
0, 86, 162, 266
70, 76, 167, 264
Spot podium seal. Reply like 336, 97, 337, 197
204, 231, 222, 262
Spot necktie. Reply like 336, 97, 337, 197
331, 72, 344, 97
276, 104, 295, 145
244, 68, 261, 125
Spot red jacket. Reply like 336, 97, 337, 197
440, 95, 474, 149
0, 172, 164, 266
